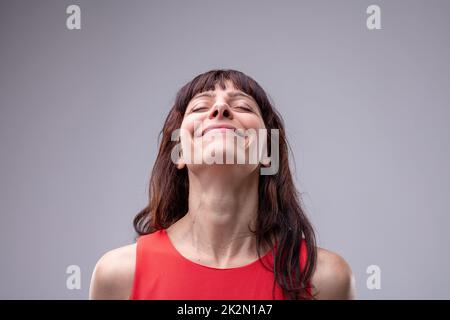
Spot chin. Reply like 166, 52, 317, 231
201, 144, 251, 165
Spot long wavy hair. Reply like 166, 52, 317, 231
133, 69, 317, 300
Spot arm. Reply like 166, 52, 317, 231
89, 244, 136, 300
311, 248, 356, 300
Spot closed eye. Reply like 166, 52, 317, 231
235, 106, 252, 112
191, 106, 209, 112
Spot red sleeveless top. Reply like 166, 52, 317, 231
129, 229, 311, 300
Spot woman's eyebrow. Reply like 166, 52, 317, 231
192, 91, 254, 101
227, 91, 254, 101
188, 91, 260, 114
192, 92, 215, 100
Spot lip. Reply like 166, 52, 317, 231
202, 124, 237, 136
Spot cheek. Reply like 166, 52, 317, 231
182, 114, 212, 137
180, 119, 194, 133
179, 115, 205, 147
243, 116, 266, 130
180, 115, 201, 134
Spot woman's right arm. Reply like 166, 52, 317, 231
89, 243, 136, 300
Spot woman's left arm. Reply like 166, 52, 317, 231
311, 248, 357, 300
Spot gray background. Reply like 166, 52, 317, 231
1, 0, 449, 299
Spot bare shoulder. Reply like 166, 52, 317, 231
89, 243, 137, 300
310, 247, 356, 300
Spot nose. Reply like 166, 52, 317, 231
208, 102, 233, 120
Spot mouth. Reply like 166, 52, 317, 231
202, 125, 239, 136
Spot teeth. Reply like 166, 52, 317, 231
201, 128, 247, 137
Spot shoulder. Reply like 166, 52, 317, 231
89, 242, 137, 300
310, 247, 356, 299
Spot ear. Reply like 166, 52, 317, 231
176, 148, 186, 169
177, 160, 186, 170
260, 157, 271, 167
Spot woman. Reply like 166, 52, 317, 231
89, 69, 356, 300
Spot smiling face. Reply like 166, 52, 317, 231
177, 80, 267, 171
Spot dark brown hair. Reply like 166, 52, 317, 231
133, 69, 317, 299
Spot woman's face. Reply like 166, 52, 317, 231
177, 81, 267, 170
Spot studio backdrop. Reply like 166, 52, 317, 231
1, 0, 449, 299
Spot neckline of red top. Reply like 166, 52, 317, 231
162, 228, 274, 271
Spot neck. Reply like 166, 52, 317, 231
173, 166, 261, 267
